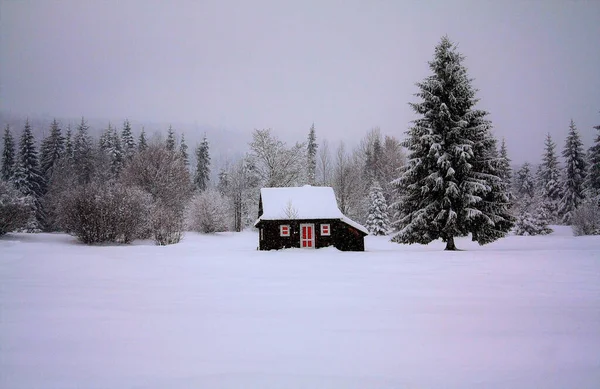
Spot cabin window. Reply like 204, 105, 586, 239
320, 224, 330, 236
280, 225, 290, 237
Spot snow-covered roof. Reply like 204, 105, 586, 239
254, 185, 369, 234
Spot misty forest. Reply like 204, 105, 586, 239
1, 37, 599, 249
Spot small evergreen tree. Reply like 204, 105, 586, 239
166, 125, 176, 152
514, 162, 535, 199
585, 120, 600, 200
64, 125, 74, 162
179, 133, 189, 167
109, 125, 123, 176
365, 181, 390, 235
559, 120, 587, 224
391, 36, 512, 250
307, 123, 317, 185
194, 136, 211, 191
498, 139, 512, 189
1, 124, 16, 181
121, 119, 136, 161
73, 117, 94, 184
138, 127, 148, 152
537, 133, 562, 201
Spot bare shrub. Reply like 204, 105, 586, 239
0, 180, 33, 236
120, 143, 192, 245
58, 181, 151, 244
188, 189, 230, 233
571, 200, 600, 236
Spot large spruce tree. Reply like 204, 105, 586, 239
1, 124, 16, 181
559, 120, 587, 224
391, 36, 512, 250
179, 133, 189, 167
166, 125, 176, 152
194, 135, 211, 191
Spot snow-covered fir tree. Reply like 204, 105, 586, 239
365, 181, 390, 235
514, 162, 535, 199
138, 127, 148, 152
73, 117, 94, 184
64, 125, 73, 162
217, 168, 229, 195
166, 125, 176, 152
498, 139, 512, 189
179, 133, 189, 167
391, 36, 513, 250
121, 119, 136, 161
12, 120, 44, 230
306, 123, 317, 185
194, 136, 210, 191
584, 121, 600, 201
1, 124, 16, 181
559, 120, 587, 224
535, 133, 561, 222
109, 126, 123, 176
39, 119, 65, 183
513, 201, 553, 236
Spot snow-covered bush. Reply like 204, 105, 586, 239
187, 189, 230, 233
571, 200, 600, 236
365, 182, 390, 235
59, 182, 151, 244
120, 143, 192, 245
0, 180, 33, 236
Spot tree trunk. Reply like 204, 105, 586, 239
445, 236, 457, 251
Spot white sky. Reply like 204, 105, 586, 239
1, 0, 599, 163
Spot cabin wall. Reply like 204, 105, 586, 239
258, 219, 364, 251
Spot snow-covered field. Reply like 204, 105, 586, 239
1, 227, 599, 389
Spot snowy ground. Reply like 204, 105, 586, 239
1, 227, 599, 389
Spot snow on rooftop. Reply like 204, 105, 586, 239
255, 185, 368, 234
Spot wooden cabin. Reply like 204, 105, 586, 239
254, 185, 368, 251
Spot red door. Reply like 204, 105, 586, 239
300, 224, 315, 248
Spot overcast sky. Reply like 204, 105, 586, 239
1, 0, 599, 163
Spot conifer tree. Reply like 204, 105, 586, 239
138, 127, 148, 152
391, 36, 512, 250
514, 162, 535, 199
39, 119, 65, 185
12, 120, 43, 198
64, 125, 74, 162
194, 136, 211, 191
73, 117, 94, 184
559, 120, 587, 224
585, 121, 600, 200
109, 125, 123, 176
1, 124, 16, 181
217, 168, 229, 195
166, 125, 176, 152
12, 120, 44, 230
121, 119, 136, 161
498, 139, 512, 188
365, 181, 390, 235
307, 123, 317, 185
537, 134, 562, 201
179, 133, 189, 167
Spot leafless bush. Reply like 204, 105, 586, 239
571, 201, 600, 236
0, 180, 33, 236
188, 189, 230, 233
152, 202, 185, 245
121, 143, 192, 245
58, 181, 151, 244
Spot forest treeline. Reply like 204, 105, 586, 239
1, 37, 599, 247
